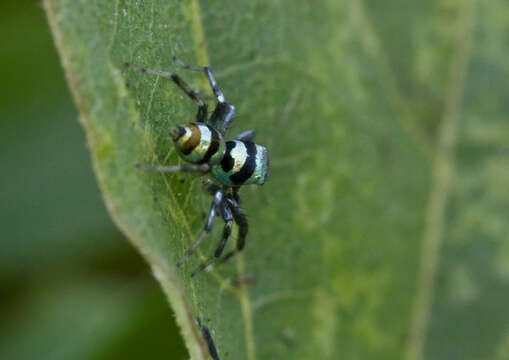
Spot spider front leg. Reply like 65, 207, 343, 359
173, 56, 235, 134
124, 61, 208, 122
176, 188, 224, 268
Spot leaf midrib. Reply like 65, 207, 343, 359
186, 1, 258, 359
404, 1, 476, 359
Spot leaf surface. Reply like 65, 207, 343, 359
44, 0, 509, 359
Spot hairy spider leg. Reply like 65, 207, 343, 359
173, 56, 235, 135
221, 196, 248, 263
234, 129, 256, 142
176, 189, 224, 268
124, 61, 208, 122
190, 202, 233, 277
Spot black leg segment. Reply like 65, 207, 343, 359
190, 203, 233, 277
124, 61, 207, 122
234, 129, 256, 142
176, 189, 223, 267
209, 102, 236, 135
196, 317, 220, 360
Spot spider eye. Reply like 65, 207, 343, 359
169, 126, 186, 141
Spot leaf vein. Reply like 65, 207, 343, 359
404, 2, 476, 359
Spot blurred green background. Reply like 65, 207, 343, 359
0, 1, 186, 358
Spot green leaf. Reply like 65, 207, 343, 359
44, 0, 509, 359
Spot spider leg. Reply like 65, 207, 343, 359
209, 103, 236, 135
196, 317, 220, 360
176, 189, 223, 267
136, 163, 209, 174
190, 202, 233, 277
173, 56, 225, 103
124, 61, 207, 122
172, 56, 235, 134
234, 129, 256, 142
221, 196, 248, 263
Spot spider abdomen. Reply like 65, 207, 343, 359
211, 140, 269, 186
170, 122, 225, 165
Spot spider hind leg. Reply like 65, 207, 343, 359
173, 56, 225, 104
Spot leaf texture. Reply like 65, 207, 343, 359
44, 0, 509, 359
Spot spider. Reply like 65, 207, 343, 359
125, 57, 269, 277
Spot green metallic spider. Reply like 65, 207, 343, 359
125, 57, 269, 276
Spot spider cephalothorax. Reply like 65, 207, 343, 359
126, 57, 269, 276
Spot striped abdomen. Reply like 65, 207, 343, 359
211, 140, 269, 186
170, 122, 225, 165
